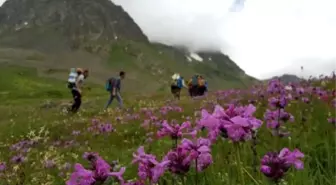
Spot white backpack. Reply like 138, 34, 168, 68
68, 68, 78, 84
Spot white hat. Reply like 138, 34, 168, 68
172, 73, 180, 80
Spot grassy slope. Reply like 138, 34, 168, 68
0, 0, 256, 93
0, 64, 105, 103
0, 34, 255, 94
0, 64, 334, 185
107, 40, 254, 92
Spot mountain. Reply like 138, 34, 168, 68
268, 74, 302, 84
0, 0, 256, 92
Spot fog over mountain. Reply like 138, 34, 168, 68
1, 0, 335, 79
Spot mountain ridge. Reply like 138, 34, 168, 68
0, 0, 256, 92
267, 74, 302, 84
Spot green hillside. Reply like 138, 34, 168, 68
0, 0, 257, 93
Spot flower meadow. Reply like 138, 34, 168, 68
0, 75, 335, 185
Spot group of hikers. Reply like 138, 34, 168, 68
66, 69, 208, 113
170, 73, 208, 100
67, 68, 125, 113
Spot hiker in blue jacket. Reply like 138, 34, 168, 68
171, 73, 187, 100
105, 71, 126, 109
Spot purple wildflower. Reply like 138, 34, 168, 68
328, 117, 336, 126
132, 146, 169, 183
164, 146, 191, 174
261, 148, 304, 182
302, 97, 310, 104
93, 157, 112, 181
181, 138, 213, 172
264, 109, 294, 129
99, 123, 114, 133
200, 104, 262, 142
0, 162, 6, 172
107, 167, 126, 183
66, 164, 95, 185
83, 152, 98, 161
67, 153, 126, 185
264, 109, 294, 137
157, 120, 196, 140
11, 155, 25, 164
269, 95, 288, 109
267, 80, 285, 94
296, 87, 304, 95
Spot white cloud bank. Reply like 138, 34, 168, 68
1, 0, 335, 79
113, 0, 336, 79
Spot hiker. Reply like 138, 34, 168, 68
197, 75, 207, 96
170, 73, 187, 100
67, 68, 78, 89
105, 71, 126, 109
187, 75, 208, 97
188, 75, 200, 97
69, 68, 89, 113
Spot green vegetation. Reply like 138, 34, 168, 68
0, 65, 334, 185
107, 40, 255, 92
0, 0, 257, 95
0, 64, 104, 104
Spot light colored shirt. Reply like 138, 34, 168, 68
73, 74, 85, 90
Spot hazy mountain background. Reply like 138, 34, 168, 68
267, 74, 302, 84
0, 0, 256, 93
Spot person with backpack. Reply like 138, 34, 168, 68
197, 75, 206, 96
67, 68, 78, 89
170, 73, 186, 100
69, 68, 89, 113
104, 71, 126, 109
188, 74, 200, 97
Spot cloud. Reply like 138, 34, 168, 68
1, 0, 335, 79
113, 0, 336, 79
114, 0, 235, 52
261, 58, 336, 79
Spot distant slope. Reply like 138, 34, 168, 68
267, 74, 302, 84
0, 0, 256, 92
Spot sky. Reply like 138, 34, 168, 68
1, 0, 335, 79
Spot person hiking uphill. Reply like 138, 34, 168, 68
67, 68, 78, 89
68, 68, 89, 113
170, 73, 187, 100
188, 74, 200, 97
187, 74, 207, 97
105, 71, 126, 109
197, 75, 207, 96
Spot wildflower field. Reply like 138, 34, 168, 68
0, 73, 335, 185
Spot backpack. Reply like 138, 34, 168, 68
105, 77, 115, 91
67, 68, 78, 89
68, 68, 77, 83
177, 78, 183, 88
198, 79, 205, 86
191, 75, 199, 86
